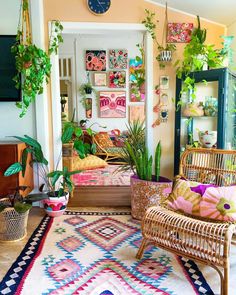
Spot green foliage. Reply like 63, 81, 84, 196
12, 1, 63, 117
4, 135, 78, 196
131, 44, 146, 88
142, 9, 176, 69
175, 15, 225, 101
155, 142, 161, 182
117, 120, 145, 174
79, 82, 97, 110
62, 122, 96, 159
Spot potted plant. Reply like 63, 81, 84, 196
175, 16, 225, 103
12, 0, 63, 117
4, 135, 80, 218
79, 81, 96, 118
118, 121, 172, 219
142, 9, 176, 69
0, 186, 47, 241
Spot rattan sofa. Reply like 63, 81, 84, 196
136, 148, 236, 295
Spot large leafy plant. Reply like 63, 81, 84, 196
4, 135, 79, 197
62, 121, 97, 159
175, 16, 225, 102
12, 0, 63, 117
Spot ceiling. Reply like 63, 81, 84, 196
148, 0, 236, 26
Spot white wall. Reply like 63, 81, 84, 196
59, 32, 144, 132
0, 0, 36, 140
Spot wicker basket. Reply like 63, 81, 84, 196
0, 207, 29, 241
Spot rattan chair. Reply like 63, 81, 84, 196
137, 148, 236, 295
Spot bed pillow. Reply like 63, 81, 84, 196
166, 177, 236, 222
73, 155, 108, 171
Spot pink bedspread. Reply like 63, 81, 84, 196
73, 165, 132, 186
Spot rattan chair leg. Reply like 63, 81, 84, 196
136, 238, 147, 259
223, 265, 229, 295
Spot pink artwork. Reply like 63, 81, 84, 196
100, 91, 126, 118
85, 50, 106, 71
167, 23, 193, 43
109, 71, 126, 88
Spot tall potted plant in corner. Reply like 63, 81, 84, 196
4, 135, 80, 217
118, 121, 172, 220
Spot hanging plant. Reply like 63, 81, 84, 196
12, 0, 63, 117
142, 8, 176, 69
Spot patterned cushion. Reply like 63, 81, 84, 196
73, 155, 108, 171
166, 177, 236, 222
94, 132, 114, 148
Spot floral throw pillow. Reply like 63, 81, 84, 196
166, 177, 236, 222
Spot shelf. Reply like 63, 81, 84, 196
181, 116, 217, 119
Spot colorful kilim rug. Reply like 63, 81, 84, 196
0, 211, 215, 295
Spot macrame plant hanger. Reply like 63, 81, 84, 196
19, 0, 32, 46
161, 3, 168, 50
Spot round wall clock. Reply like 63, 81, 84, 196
87, 0, 111, 15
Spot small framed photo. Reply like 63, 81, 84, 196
93, 72, 107, 87
160, 76, 169, 90
109, 71, 126, 88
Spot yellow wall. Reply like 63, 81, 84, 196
43, 0, 225, 178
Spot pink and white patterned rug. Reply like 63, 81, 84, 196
73, 165, 131, 186
0, 211, 217, 295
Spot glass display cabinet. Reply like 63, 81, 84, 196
174, 68, 236, 175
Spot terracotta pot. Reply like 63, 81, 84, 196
85, 97, 92, 118
130, 175, 172, 220
43, 192, 69, 217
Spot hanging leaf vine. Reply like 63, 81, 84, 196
12, 0, 63, 117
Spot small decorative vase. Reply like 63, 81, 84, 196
85, 97, 92, 118
198, 131, 217, 148
43, 193, 69, 217
160, 50, 172, 62
182, 102, 204, 117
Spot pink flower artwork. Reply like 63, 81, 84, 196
109, 49, 128, 69
85, 50, 106, 71
100, 91, 126, 118
109, 71, 126, 88
167, 23, 193, 43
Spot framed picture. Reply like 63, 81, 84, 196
109, 71, 126, 88
109, 49, 128, 69
129, 105, 145, 123
160, 76, 169, 90
93, 72, 107, 86
85, 50, 106, 71
99, 91, 126, 118
130, 83, 145, 102
167, 23, 193, 43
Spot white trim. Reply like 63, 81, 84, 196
30, 0, 50, 191
145, 0, 226, 28
50, 22, 153, 161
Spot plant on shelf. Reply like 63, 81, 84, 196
175, 15, 226, 102
4, 135, 80, 217
142, 8, 176, 69
12, 0, 63, 117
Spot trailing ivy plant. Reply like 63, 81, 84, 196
12, 0, 63, 117
142, 9, 176, 69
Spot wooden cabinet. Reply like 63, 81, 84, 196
0, 142, 34, 196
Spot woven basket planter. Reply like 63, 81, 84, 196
130, 175, 172, 220
0, 208, 29, 241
